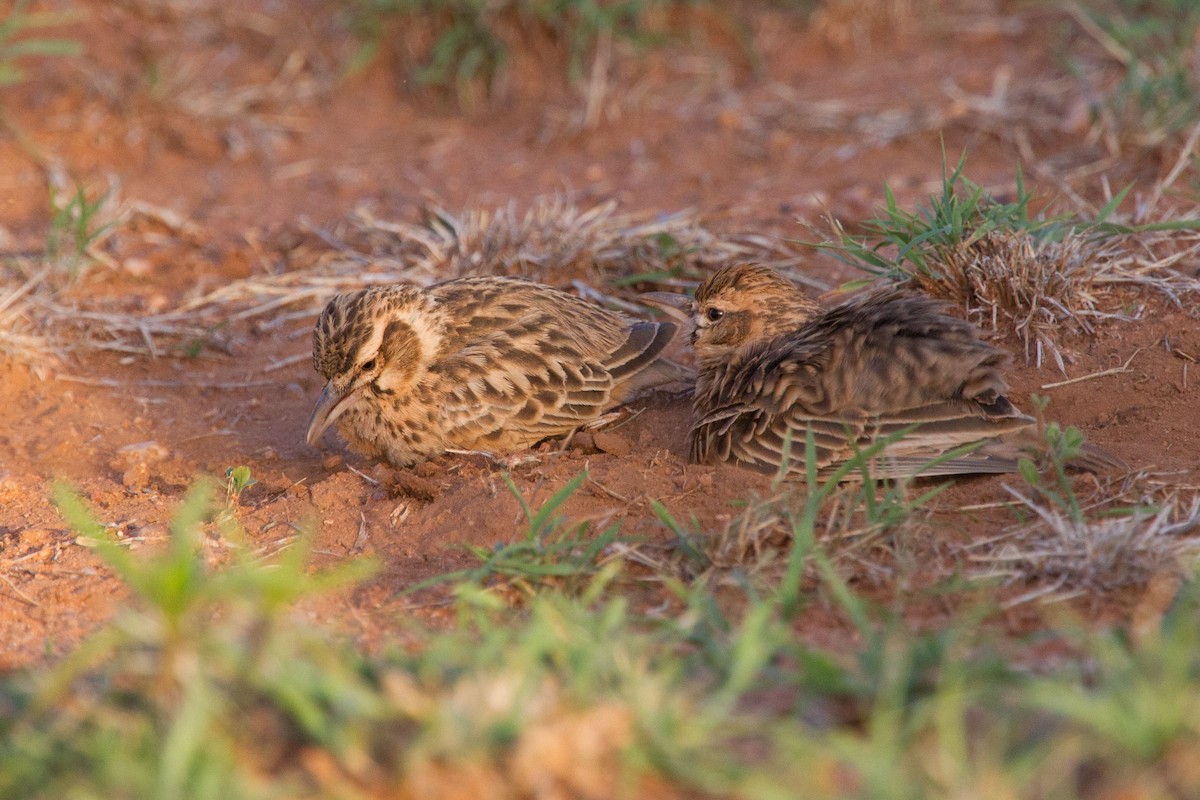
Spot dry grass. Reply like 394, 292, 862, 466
910, 225, 1200, 371
298, 198, 818, 288
0, 197, 812, 364
625, 473, 925, 594
1061, 0, 1200, 155
913, 230, 1111, 370
969, 483, 1200, 603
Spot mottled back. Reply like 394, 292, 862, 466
686, 265, 1036, 478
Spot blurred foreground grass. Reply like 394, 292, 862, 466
1, 471, 1198, 799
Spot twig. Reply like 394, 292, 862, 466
352, 512, 370, 553
1146, 118, 1200, 213
1001, 576, 1074, 609
586, 474, 631, 503
1040, 348, 1142, 389
178, 429, 238, 442
0, 266, 51, 317
0, 572, 39, 607
957, 500, 1020, 511
57, 375, 277, 390
263, 352, 310, 373
346, 464, 380, 486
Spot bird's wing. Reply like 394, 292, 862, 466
603, 321, 676, 382
691, 397, 1035, 480
600, 320, 690, 399
433, 314, 676, 450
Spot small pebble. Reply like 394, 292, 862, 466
592, 432, 631, 457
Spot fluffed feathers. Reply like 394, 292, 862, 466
644, 264, 1122, 480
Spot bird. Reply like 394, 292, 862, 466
307, 275, 690, 466
641, 263, 1121, 480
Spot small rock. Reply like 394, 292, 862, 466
592, 431, 631, 457
121, 462, 151, 490
322, 454, 343, 470
571, 431, 596, 452
122, 257, 154, 278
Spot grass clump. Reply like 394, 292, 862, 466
408, 470, 623, 597
294, 197, 808, 292
45, 179, 120, 280
1018, 585, 1200, 798
647, 428, 952, 604
347, 0, 507, 104
813, 154, 1200, 370
0, 477, 798, 798
964, 417, 1200, 597
0, 480, 378, 800
986, 490, 1200, 594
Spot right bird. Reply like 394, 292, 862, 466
642, 264, 1122, 480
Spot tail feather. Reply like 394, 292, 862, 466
1068, 441, 1127, 473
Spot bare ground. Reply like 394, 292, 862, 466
1, 0, 1199, 670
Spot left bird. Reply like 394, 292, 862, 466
307, 276, 689, 466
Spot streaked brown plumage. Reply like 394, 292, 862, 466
307, 276, 689, 466
643, 264, 1120, 479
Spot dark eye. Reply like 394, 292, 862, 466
705, 307, 724, 322
362, 358, 377, 371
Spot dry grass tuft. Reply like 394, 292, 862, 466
0, 198, 810, 364
302, 198, 815, 289
912, 229, 1115, 371
909, 226, 1200, 371
970, 488, 1200, 602
703, 492, 792, 574
77, 3, 335, 160
630, 477, 919, 591
0, 264, 57, 366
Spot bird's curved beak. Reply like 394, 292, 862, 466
306, 382, 363, 447
639, 291, 693, 323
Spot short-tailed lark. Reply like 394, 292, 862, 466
643, 264, 1121, 479
308, 276, 688, 466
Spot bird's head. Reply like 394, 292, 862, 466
640, 264, 820, 365
306, 285, 435, 447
